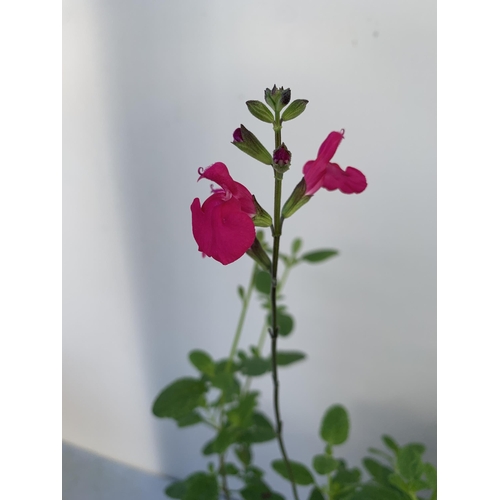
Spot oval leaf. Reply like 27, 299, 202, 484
301, 249, 339, 263
184, 472, 219, 500
363, 458, 393, 486
423, 462, 437, 490
240, 357, 271, 376
176, 411, 203, 428
350, 484, 407, 500
152, 378, 206, 419
291, 237, 303, 255
308, 486, 326, 500
281, 99, 309, 122
267, 310, 294, 336
246, 100, 275, 123
212, 372, 240, 399
397, 444, 424, 481
189, 350, 215, 377
165, 480, 187, 499
255, 270, 272, 294
271, 459, 314, 485
276, 350, 306, 366
382, 435, 399, 452
241, 412, 276, 444
313, 454, 338, 475
320, 404, 349, 445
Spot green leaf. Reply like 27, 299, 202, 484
291, 237, 303, 255
271, 459, 315, 485
214, 358, 239, 374
397, 444, 425, 481
301, 249, 339, 263
255, 270, 272, 294
408, 478, 429, 492
220, 462, 239, 475
240, 356, 271, 376
275, 350, 306, 366
313, 454, 338, 474
382, 435, 399, 452
202, 427, 240, 455
235, 444, 252, 467
350, 484, 407, 500
241, 480, 285, 500
227, 391, 258, 428
183, 472, 218, 500
165, 480, 187, 499
212, 427, 240, 453
246, 100, 275, 123
212, 372, 240, 399
176, 411, 203, 428
388, 473, 409, 494
423, 462, 437, 490
267, 310, 294, 336
320, 404, 350, 445
152, 378, 206, 419
363, 458, 393, 486
281, 99, 309, 122
241, 412, 276, 443
188, 350, 215, 377
238, 285, 245, 300
331, 460, 361, 484
308, 486, 326, 500
368, 447, 394, 463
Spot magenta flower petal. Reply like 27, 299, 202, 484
316, 130, 344, 161
198, 162, 255, 216
303, 159, 326, 196
191, 196, 255, 265
323, 163, 367, 194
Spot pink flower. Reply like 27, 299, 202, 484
303, 130, 367, 195
191, 162, 256, 265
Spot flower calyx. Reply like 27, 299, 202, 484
246, 236, 272, 272
264, 85, 291, 113
232, 125, 273, 166
252, 195, 272, 227
281, 178, 312, 219
272, 143, 292, 174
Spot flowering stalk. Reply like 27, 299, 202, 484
226, 263, 258, 372
269, 109, 300, 500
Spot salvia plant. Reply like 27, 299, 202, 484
152, 86, 437, 500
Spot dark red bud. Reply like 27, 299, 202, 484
233, 128, 243, 142
273, 144, 291, 166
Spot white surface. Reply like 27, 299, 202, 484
63, 0, 436, 490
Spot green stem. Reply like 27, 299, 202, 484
270, 111, 300, 500
226, 264, 257, 372
218, 453, 230, 500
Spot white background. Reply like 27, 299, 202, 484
62, 0, 436, 492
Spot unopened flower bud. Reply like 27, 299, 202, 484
233, 128, 243, 142
231, 124, 273, 166
272, 143, 292, 174
273, 143, 292, 167
281, 178, 312, 219
264, 85, 292, 113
